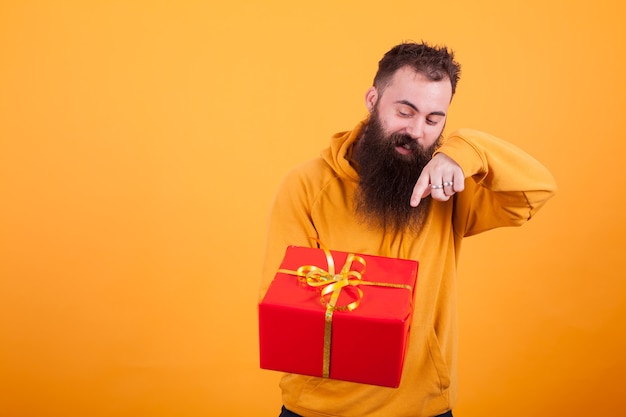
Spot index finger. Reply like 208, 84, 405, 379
410, 171, 431, 207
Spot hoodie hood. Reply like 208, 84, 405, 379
320, 119, 367, 183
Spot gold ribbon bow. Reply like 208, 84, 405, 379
278, 239, 413, 379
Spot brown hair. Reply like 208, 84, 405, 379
373, 41, 461, 96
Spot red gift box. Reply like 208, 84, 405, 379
259, 244, 418, 388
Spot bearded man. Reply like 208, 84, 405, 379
260, 42, 556, 417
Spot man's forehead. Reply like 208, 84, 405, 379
381, 69, 452, 109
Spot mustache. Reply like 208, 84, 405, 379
391, 134, 418, 152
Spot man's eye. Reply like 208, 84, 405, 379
398, 110, 411, 117
426, 118, 438, 126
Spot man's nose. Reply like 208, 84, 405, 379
405, 118, 425, 140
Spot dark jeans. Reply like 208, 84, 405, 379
280, 405, 453, 417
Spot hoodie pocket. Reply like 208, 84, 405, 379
425, 326, 451, 393
282, 325, 452, 417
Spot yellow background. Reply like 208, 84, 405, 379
1, 1, 624, 416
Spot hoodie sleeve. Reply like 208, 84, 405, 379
258, 124, 363, 301
258, 161, 323, 301
434, 128, 557, 237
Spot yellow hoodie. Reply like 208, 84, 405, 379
260, 120, 556, 417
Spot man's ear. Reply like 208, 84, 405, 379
364, 87, 378, 112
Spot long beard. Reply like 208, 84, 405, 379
352, 112, 441, 234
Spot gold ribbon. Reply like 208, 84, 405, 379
278, 239, 413, 379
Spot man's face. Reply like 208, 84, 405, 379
352, 67, 453, 234
365, 66, 452, 153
